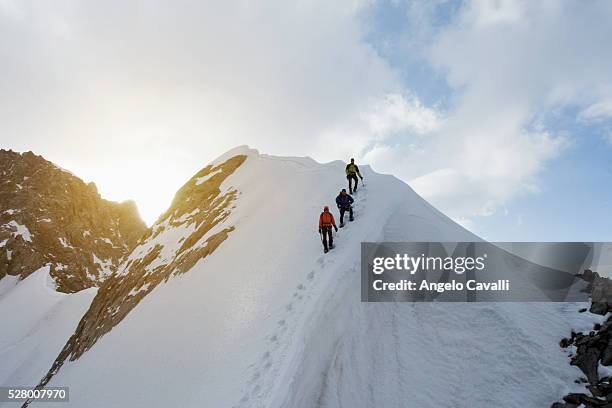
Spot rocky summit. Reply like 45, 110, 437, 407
0, 149, 147, 293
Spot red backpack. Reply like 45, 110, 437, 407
320, 211, 334, 228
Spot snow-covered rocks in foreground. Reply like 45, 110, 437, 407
26, 147, 587, 407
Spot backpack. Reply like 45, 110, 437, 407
320, 212, 333, 227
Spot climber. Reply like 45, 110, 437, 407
335, 189, 354, 227
318, 206, 338, 253
345, 158, 363, 194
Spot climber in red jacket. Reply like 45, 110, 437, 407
318, 206, 338, 253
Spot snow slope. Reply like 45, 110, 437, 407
39, 147, 589, 407
0, 267, 96, 393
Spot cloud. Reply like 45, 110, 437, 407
0, 0, 404, 224
2, 0, 611, 229
581, 100, 612, 121
366, 93, 441, 136
359, 0, 611, 223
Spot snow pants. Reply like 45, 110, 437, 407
347, 174, 359, 193
339, 206, 353, 224
321, 227, 333, 251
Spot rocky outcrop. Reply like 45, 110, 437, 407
553, 270, 612, 407
26, 154, 247, 404
0, 149, 147, 293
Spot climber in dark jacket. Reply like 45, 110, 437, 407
335, 189, 354, 226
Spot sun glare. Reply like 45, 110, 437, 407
65, 159, 192, 227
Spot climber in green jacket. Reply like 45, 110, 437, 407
345, 158, 363, 194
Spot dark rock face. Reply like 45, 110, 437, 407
0, 149, 147, 293
27, 154, 247, 403
554, 270, 612, 407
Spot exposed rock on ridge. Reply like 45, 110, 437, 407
28, 154, 247, 400
0, 149, 147, 293
554, 270, 612, 407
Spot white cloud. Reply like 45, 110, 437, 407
366, 93, 441, 136
2, 0, 611, 230
581, 100, 612, 121
361, 0, 611, 224
465, 0, 525, 27
0, 0, 402, 224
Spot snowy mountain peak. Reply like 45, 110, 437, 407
210, 144, 258, 166
26, 147, 482, 407
14, 148, 582, 408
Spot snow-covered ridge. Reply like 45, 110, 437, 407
31, 153, 249, 394
25, 147, 588, 408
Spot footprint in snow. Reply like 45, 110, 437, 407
307, 271, 315, 280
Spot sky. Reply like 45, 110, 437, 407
1, 0, 612, 240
